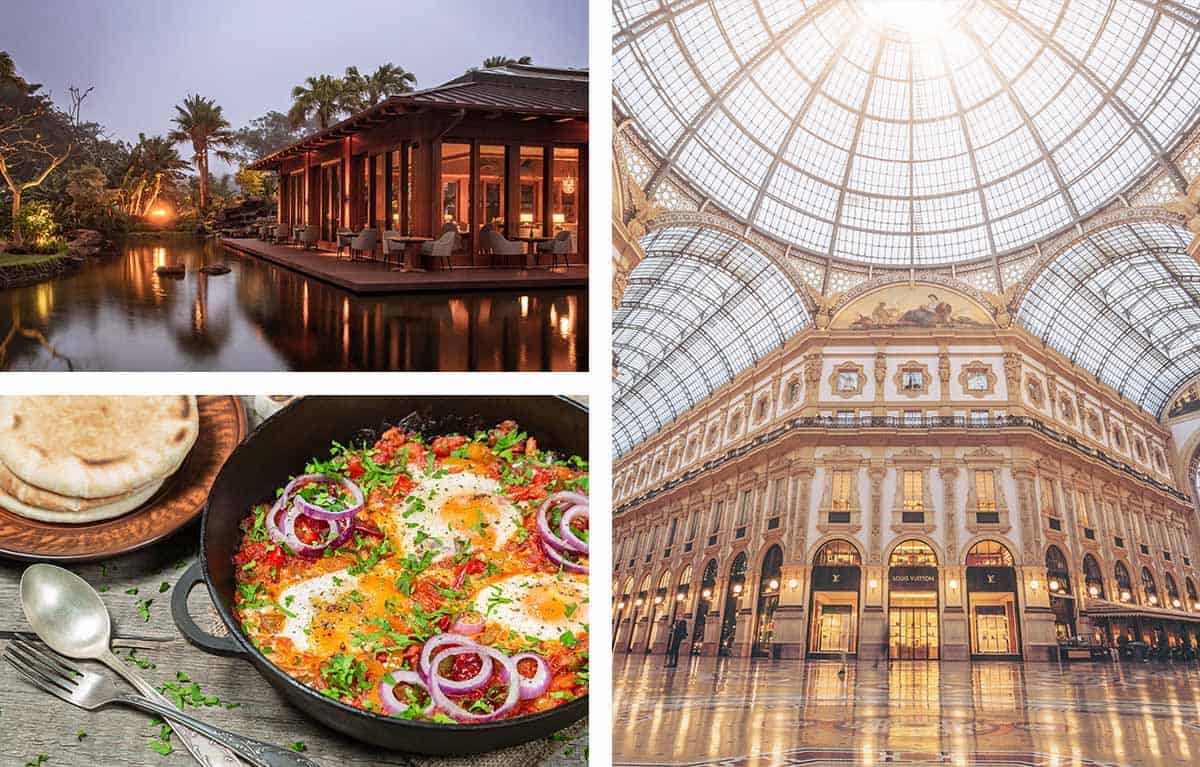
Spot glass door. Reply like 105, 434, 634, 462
889, 607, 939, 660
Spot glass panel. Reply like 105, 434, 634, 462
478, 144, 506, 234
441, 142, 471, 232
552, 146, 579, 237
373, 154, 386, 230
389, 149, 401, 231
518, 146, 545, 237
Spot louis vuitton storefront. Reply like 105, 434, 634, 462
807, 541, 862, 658
888, 541, 940, 661
965, 541, 1023, 659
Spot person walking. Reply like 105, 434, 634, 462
666, 619, 688, 668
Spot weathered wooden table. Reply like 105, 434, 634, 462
0, 400, 587, 767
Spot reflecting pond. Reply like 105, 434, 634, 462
0, 239, 587, 371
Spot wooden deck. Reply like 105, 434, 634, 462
220, 238, 587, 294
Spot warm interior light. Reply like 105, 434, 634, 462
552, 212, 566, 225
1194, 602, 1200, 611
1029, 579, 1039, 590
653, 595, 663, 605
560, 176, 575, 194
1049, 580, 1060, 592
768, 578, 780, 591
868, 578, 878, 589
1173, 598, 1181, 608
676, 592, 685, 601
702, 588, 712, 599
1121, 590, 1132, 602
732, 583, 743, 594
948, 578, 959, 590
1149, 595, 1158, 605
519, 212, 534, 223
1089, 585, 1100, 597
617, 602, 625, 610
787, 578, 798, 589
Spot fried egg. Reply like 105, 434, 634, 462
383, 471, 523, 560
476, 573, 588, 641
273, 569, 369, 654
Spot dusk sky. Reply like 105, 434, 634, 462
1, 0, 588, 173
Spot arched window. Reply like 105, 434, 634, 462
1187, 578, 1199, 610
1083, 554, 1105, 599
814, 539, 861, 566
889, 539, 937, 567
1165, 573, 1180, 608
1045, 545, 1070, 595
965, 540, 1014, 567
1141, 567, 1159, 605
1115, 561, 1134, 602
760, 544, 784, 591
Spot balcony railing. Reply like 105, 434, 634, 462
616, 413, 1191, 515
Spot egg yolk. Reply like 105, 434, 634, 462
439, 492, 499, 547
524, 581, 582, 623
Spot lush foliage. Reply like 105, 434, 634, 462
169, 95, 237, 214
287, 62, 418, 130
481, 55, 533, 69
12, 199, 60, 251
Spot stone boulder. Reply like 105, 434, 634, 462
67, 229, 104, 247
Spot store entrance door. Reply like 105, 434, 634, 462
890, 606, 939, 660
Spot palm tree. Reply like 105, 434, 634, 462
343, 63, 417, 109
287, 75, 354, 131
482, 55, 533, 69
121, 134, 189, 216
168, 95, 236, 214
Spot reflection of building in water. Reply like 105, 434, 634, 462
232, 256, 584, 371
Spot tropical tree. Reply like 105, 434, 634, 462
233, 110, 314, 162
343, 63, 417, 109
482, 55, 532, 68
168, 95, 236, 214
287, 75, 355, 131
0, 79, 71, 244
120, 134, 188, 217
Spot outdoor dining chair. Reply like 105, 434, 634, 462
273, 224, 292, 245
537, 230, 575, 268
349, 228, 378, 261
381, 230, 404, 267
420, 223, 459, 270
481, 225, 525, 267
296, 225, 319, 250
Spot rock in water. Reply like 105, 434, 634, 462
199, 264, 231, 275
155, 264, 186, 277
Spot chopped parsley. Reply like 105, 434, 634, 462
319, 653, 371, 701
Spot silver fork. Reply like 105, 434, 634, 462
3, 639, 322, 767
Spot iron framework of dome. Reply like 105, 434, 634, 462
613, 0, 1200, 268
612, 226, 811, 454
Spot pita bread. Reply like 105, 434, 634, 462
0, 456, 179, 513
0, 478, 163, 524
0, 396, 199, 499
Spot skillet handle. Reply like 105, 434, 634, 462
171, 561, 246, 657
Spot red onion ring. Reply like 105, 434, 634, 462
537, 491, 589, 555
379, 670, 434, 718
508, 652, 551, 700
419, 633, 484, 681
281, 503, 353, 559
449, 612, 484, 636
265, 496, 290, 545
541, 538, 588, 574
427, 645, 519, 723
559, 504, 589, 555
289, 474, 364, 521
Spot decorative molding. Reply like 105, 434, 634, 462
829, 361, 867, 399
894, 360, 933, 398
958, 360, 997, 398
1025, 374, 1045, 407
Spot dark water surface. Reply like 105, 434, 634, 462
0, 239, 587, 371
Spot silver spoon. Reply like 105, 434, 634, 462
19, 563, 242, 767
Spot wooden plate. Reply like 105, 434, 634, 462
0, 395, 246, 562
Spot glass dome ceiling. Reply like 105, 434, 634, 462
613, 0, 1200, 267
613, 226, 810, 455
1018, 220, 1200, 417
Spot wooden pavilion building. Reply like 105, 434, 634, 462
247, 65, 588, 267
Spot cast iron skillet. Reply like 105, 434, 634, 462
171, 396, 589, 755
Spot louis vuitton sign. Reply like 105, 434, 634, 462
811, 565, 860, 591
889, 566, 938, 591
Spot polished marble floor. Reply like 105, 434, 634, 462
613, 653, 1200, 766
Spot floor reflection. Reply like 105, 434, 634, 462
0, 239, 586, 371
614, 653, 1200, 766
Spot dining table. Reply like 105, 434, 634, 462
511, 237, 552, 268
0, 398, 587, 767
383, 234, 433, 271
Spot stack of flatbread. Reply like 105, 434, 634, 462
0, 396, 200, 524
